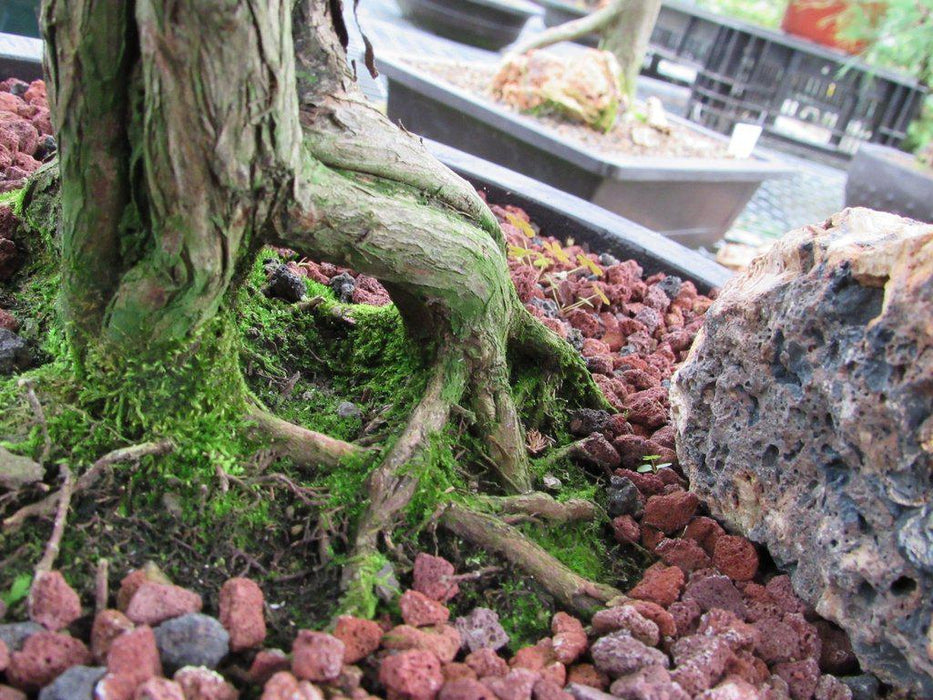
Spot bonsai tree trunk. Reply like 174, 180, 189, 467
38, 0, 617, 614
510, 0, 662, 99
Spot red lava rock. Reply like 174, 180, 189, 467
334, 615, 384, 664
292, 630, 345, 683
813, 674, 853, 700
107, 625, 162, 687
135, 677, 186, 700
0, 310, 17, 336
95, 672, 137, 700
383, 625, 462, 663
812, 621, 858, 675
125, 582, 202, 626
219, 577, 266, 652
784, 613, 821, 661
640, 525, 666, 553
590, 631, 669, 678
697, 609, 759, 652
772, 659, 820, 700
712, 536, 759, 582
116, 568, 163, 612
549, 613, 585, 666
482, 668, 539, 700
621, 392, 667, 430
27, 571, 81, 632
628, 562, 685, 608
641, 491, 699, 535
724, 650, 770, 687
439, 678, 495, 700
656, 538, 713, 573
23, 81, 46, 106
610, 435, 658, 471
442, 663, 478, 682
0, 639, 8, 672
91, 609, 135, 664
669, 599, 702, 638
591, 606, 659, 646
609, 665, 686, 700
379, 649, 444, 700
0, 689, 26, 700
465, 649, 508, 678
683, 518, 726, 557
739, 582, 783, 623
565, 664, 608, 691
174, 666, 239, 700
765, 576, 808, 617
400, 590, 451, 628
611, 515, 640, 545
565, 309, 602, 338
510, 640, 555, 673
699, 676, 761, 699
669, 636, 735, 695
578, 434, 620, 469
413, 554, 459, 602
585, 355, 614, 375
623, 601, 676, 639
6, 631, 92, 691
261, 671, 322, 700
539, 662, 566, 688
248, 649, 291, 685
753, 618, 801, 665
532, 678, 573, 700
683, 574, 747, 618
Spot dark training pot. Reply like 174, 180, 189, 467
395, 0, 540, 51
845, 143, 933, 224
382, 55, 792, 248
428, 139, 732, 294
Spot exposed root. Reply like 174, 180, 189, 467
34, 462, 74, 579
341, 346, 466, 611
18, 378, 51, 466
3, 440, 174, 531
245, 407, 366, 470
512, 308, 614, 413
479, 492, 597, 524
95, 559, 109, 614
441, 502, 621, 617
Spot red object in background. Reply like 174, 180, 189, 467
781, 0, 868, 54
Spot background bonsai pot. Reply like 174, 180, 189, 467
395, 0, 540, 51
428, 139, 731, 292
381, 55, 792, 248
845, 143, 933, 223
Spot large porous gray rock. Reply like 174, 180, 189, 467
670, 208, 933, 696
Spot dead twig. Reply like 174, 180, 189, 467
18, 378, 51, 466
34, 463, 74, 578
95, 559, 109, 614
3, 440, 174, 531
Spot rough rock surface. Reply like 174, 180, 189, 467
671, 208, 933, 695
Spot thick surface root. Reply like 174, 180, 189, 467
441, 503, 621, 617
246, 407, 364, 471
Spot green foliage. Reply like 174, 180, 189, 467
1, 574, 32, 608
696, 0, 786, 28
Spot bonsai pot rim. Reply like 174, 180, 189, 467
380, 55, 793, 182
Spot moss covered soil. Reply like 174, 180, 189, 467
0, 182, 628, 647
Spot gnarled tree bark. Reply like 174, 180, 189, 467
39, 0, 613, 613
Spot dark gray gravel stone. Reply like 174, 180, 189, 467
154, 613, 229, 673
329, 272, 356, 303
38, 665, 106, 700
265, 264, 305, 303
0, 328, 29, 374
454, 607, 509, 652
0, 621, 44, 651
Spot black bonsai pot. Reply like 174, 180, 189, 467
381, 55, 792, 248
396, 0, 540, 51
845, 143, 933, 224
427, 139, 731, 292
